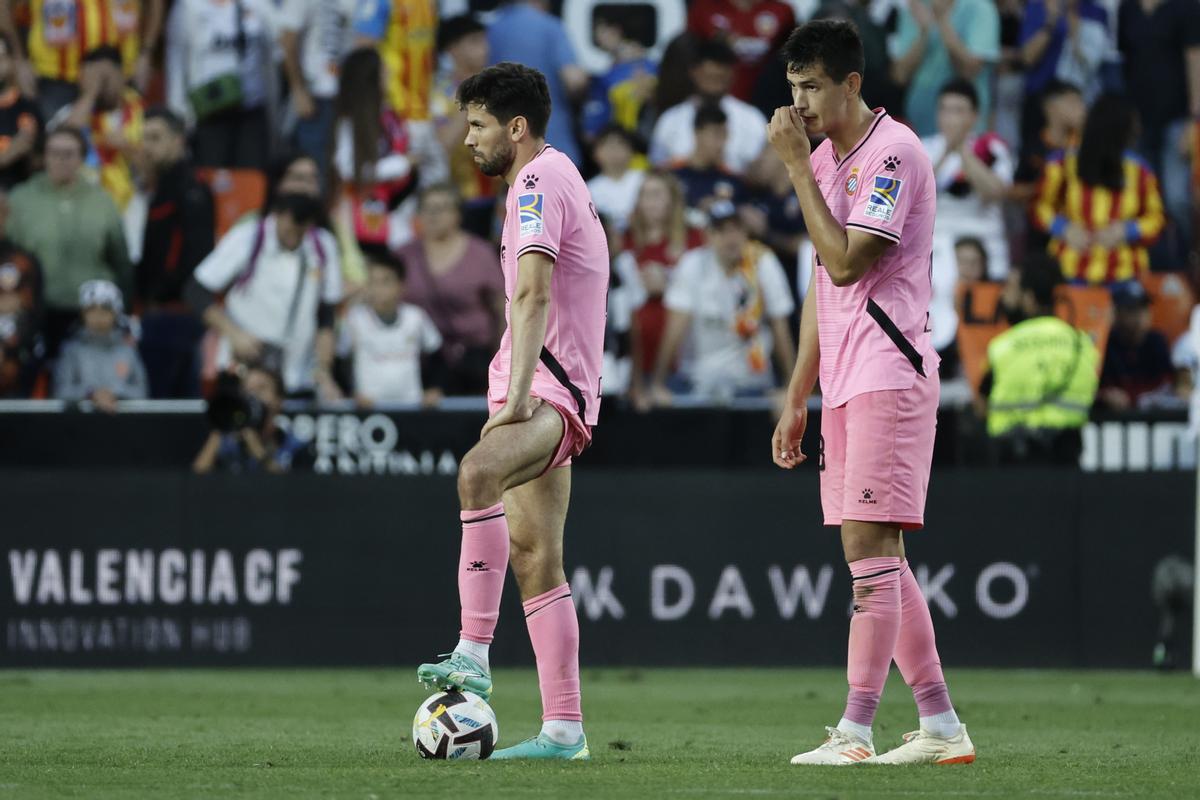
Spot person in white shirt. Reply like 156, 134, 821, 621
165, 0, 279, 169
278, 0, 357, 178
649, 39, 768, 175
186, 192, 343, 399
586, 125, 644, 232
922, 77, 1014, 355
650, 200, 796, 403
340, 246, 444, 407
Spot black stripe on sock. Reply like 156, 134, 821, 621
851, 567, 901, 582
464, 511, 505, 524
524, 592, 572, 618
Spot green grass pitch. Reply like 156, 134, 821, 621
1, 668, 1198, 798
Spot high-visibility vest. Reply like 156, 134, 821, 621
986, 315, 1100, 437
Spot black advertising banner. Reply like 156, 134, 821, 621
0, 469, 1191, 668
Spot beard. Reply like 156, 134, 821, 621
477, 142, 516, 177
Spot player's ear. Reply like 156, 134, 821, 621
845, 71, 862, 100
509, 115, 527, 143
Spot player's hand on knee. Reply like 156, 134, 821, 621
772, 404, 808, 469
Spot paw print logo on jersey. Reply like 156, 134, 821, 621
524, 174, 538, 190
883, 156, 900, 172
859, 488, 877, 505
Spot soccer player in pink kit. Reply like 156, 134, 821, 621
415, 63, 608, 761
767, 21, 975, 765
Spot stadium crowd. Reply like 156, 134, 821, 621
0, 0, 1196, 459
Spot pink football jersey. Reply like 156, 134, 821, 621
490, 145, 610, 426
809, 111, 939, 407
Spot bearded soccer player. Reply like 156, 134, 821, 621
767, 21, 975, 766
415, 62, 607, 761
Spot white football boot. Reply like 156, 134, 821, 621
789, 726, 875, 765
869, 725, 976, 765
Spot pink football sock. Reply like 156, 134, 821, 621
894, 561, 954, 718
457, 503, 510, 645
842, 556, 904, 727
524, 583, 583, 722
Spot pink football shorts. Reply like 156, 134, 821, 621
818, 372, 939, 531
487, 393, 592, 473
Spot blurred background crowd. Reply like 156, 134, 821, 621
0, 0, 1196, 471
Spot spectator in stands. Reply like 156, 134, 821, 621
981, 255, 1099, 464
193, 364, 304, 474
1012, 79, 1085, 205
0, 34, 41, 190
925, 79, 1013, 281
581, 10, 657, 142
54, 46, 144, 212
1099, 281, 1179, 410
599, 213, 647, 407
687, 0, 796, 104
2, 0, 164, 121
187, 192, 343, 399
486, 0, 587, 166
7, 126, 131, 357
672, 101, 748, 216
650, 39, 767, 175
137, 107, 214, 399
332, 47, 446, 251
340, 246, 443, 408
624, 170, 704, 379
1033, 95, 1165, 286
1020, 0, 1116, 103
265, 151, 322, 208
586, 125, 643, 232
398, 183, 502, 396
53, 279, 146, 411
1118, 0, 1200, 258
166, 0, 277, 170
741, 147, 805, 266
889, 0, 1000, 137
279, 0, 356, 182
0, 189, 42, 397
651, 200, 795, 403
353, 0, 437, 123
431, 14, 496, 239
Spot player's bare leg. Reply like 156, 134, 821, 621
417, 404, 564, 699
490, 465, 590, 760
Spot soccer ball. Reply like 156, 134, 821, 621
412, 690, 499, 760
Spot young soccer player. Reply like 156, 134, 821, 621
415, 62, 609, 761
767, 21, 975, 765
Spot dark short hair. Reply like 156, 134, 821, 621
271, 192, 323, 226
694, 101, 728, 131
1041, 79, 1083, 104
46, 125, 88, 156
457, 62, 552, 139
593, 123, 638, 150
781, 20, 865, 84
418, 181, 462, 208
693, 38, 737, 68
361, 244, 406, 281
939, 77, 978, 110
954, 236, 987, 261
1020, 253, 1063, 309
82, 45, 122, 67
144, 106, 187, 138
437, 14, 486, 52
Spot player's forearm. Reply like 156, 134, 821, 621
770, 317, 797, 382
787, 163, 856, 286
784, 282, 819, 405
506, 293, 551, 403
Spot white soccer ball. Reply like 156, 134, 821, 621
412, 690, 499, 760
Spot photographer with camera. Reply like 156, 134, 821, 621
185, 191, 343, 400
192, 364, 306, 473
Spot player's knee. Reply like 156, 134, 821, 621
457, 456, 499, 507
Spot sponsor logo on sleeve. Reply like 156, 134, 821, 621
518, 193, 544, 238
863, 175, 902, 222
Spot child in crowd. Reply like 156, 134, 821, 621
53, 280, 147, 412
586, 125, 644, 231
340, 247, 444, 408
